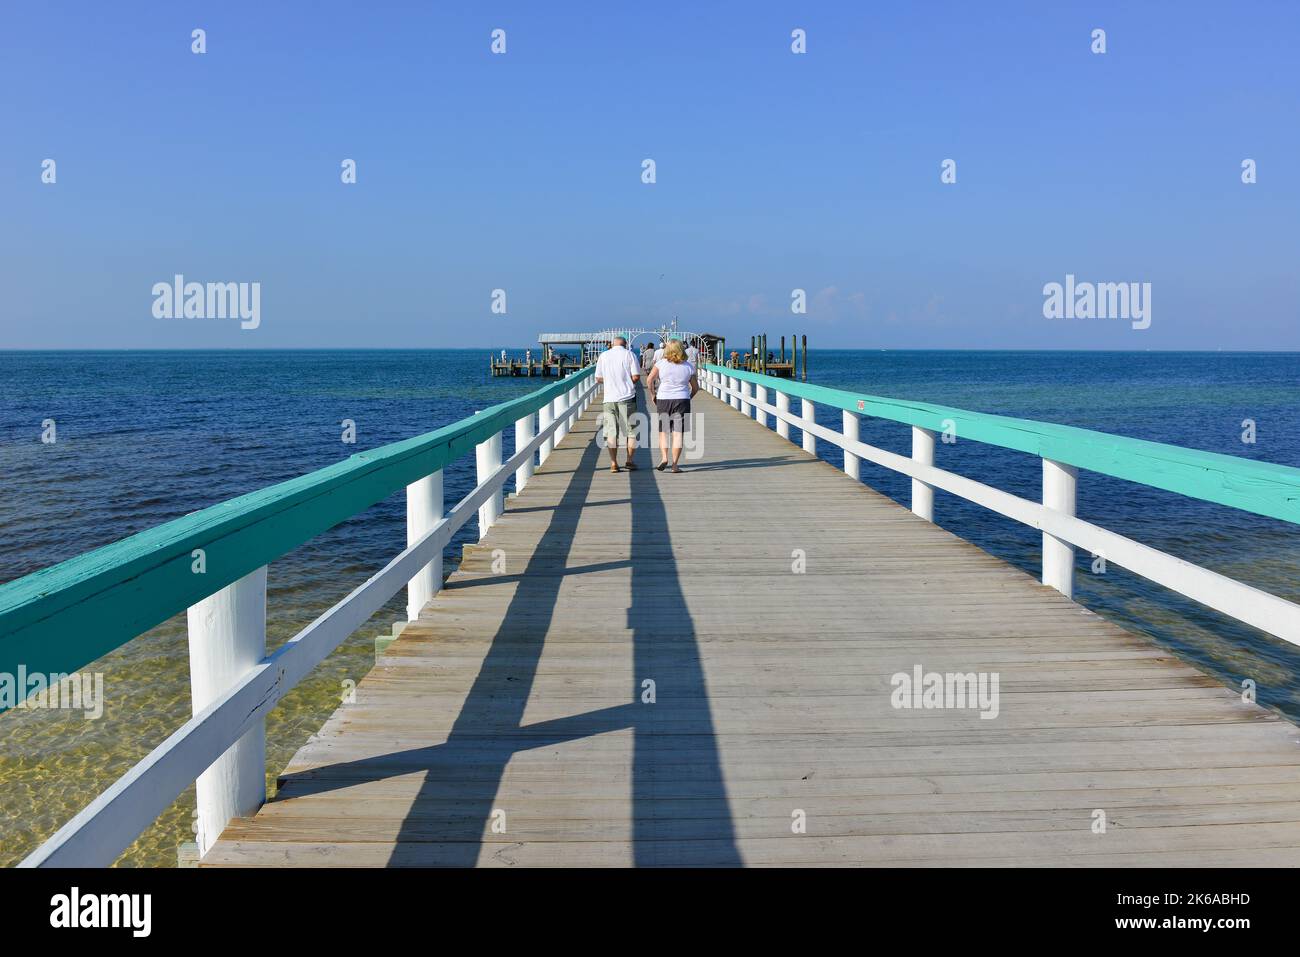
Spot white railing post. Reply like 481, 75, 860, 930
842, 411, 860, 480
406, 469, 443, 620
514, 413, 535, 494
1042, 458, 1078, 597
476, 428, 503, 540
776, 390, 790, 440
741, 380, 753, 417
714, 371, 721, 399
756, 385, 769, 427
729, 376, 740, 410
801, 399, 817, 454
568, 383, 579, 425
187, 566, 267, 858
553, 391, 568, 444
538, 401, 554, 464
911, 426, 936, 521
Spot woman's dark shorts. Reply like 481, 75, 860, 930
655, 398, 691, 432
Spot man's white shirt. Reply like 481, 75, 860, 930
595, 346, 640, 402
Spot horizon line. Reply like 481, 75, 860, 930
3, 346, 1299, 355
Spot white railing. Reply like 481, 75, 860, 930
19, 374, 597, 867
701, 367, 1300, 647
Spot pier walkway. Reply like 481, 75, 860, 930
204, 393, 1300, 867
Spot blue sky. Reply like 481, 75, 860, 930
2, 0, 1297, 349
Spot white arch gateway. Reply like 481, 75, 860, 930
538, 319, 722, 364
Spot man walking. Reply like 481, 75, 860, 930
594, 336, 642, 473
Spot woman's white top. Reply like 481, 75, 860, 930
654, 359, 695, 400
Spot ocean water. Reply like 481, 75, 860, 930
1, 348, 1298, 866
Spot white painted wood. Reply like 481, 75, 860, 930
755, 385, 769, 428
842, 410, 860, 481
476, 430, 503, 540
744, 387, 1300, 645
776, 390, 790, 440
911, 426, 936, 521
19, 380, 597, 868
801, 399, 817, 455
186, 566, 267, 857
538, 402, 554, 464
741, 381, 753, 417
405, 470, 443, 620
202, 395, 1300, 869
514, 414, 535, 493
1042, 459, 1078, 598
729, 376, 740, 410
553, 393, 568, 444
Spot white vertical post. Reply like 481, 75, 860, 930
801, 398, 817, 454
729, 376, 740, 410
776, 390, 790, 440
406, 470, 443, 620
756, 385, 768, 427
538, 402, 554, 464
1042, 458, 1078, 598
911, 426, 936, 521
187, 566, 267, 857
714, 371, 721, 399
553, 392, 568, 444
476, 428, 503, 540
842, 411, 860, 480
741, 381, 753, 417
568, 384, 579, 425
514, 414, 535, 494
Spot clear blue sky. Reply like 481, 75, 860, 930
2, 1, 1297, 350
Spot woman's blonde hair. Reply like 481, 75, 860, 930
664, 340, 686, 363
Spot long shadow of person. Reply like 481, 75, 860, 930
276, 397, 740, 865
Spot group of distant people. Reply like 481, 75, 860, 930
594, 336, 699, 473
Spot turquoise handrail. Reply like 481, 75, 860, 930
0, 369, 594, 690
705, 364, 1300, 526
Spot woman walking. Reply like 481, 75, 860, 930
644, 339, 698, 473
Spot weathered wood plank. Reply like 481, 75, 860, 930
207, 392, 1300, 867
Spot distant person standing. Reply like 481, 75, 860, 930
645, 340, 698, 473
594, 336, 641, 473
649, 340, 667, 402
641, 341, 655, 373
685, 341, 699, 368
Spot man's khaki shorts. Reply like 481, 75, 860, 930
602, 399, 637, 442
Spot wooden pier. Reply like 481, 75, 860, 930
489, 357, 583, 377
12, 364, 1300, 868
203, 391, 1300, 867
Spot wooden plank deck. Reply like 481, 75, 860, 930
205, 392, 1300, 866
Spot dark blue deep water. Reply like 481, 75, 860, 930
1, 348, 1298, 864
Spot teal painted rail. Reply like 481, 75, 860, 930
0, 368, 594, 694
706, 364, 1300, 526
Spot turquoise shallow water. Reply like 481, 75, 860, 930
1, 348, 1298, 865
